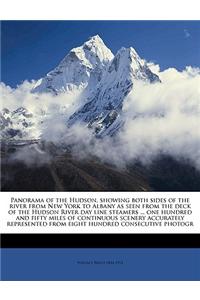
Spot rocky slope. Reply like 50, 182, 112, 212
1, 143, 200, 191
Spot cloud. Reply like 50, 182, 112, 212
0, 80, 85, 140
1, 65, 200, 170
65, 66, 200, 169
117, 66, 200, 167
10, 143, 51, 166
0, 80, 83, 115
184, 29, 191, 39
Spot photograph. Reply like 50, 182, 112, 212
1, 20, 200, 191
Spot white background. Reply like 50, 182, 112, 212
1, 192, 200, 233
0, 282, 200, 300
0, 0, 199, 20
1, 0, 200, 297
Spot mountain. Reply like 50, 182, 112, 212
2, 143, 200, 191
1, 35, 161, 140
1, 35, 160, 140
1, 144, 150, 191
69, 46, 160, 136
32, 35, 160, 137
33, 35, 114, 95
0, 107, 37, 140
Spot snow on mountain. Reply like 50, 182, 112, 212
0, 107, 41, 140
1, 35, 160, 141
33, 35, 114, 94
69, 46, 160, 136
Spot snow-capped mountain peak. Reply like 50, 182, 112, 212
108, 46, 159, 83
2, 36, 161, 140
68, 44, 160, 136
82, 35, 114, 64
33, 35, 114, 94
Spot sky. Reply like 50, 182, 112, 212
1, 20, 200, 87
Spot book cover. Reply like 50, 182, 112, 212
1, 20, 200, 281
